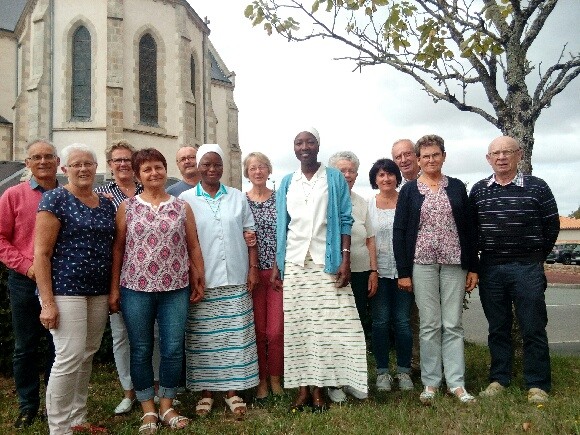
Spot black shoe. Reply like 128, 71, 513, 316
14, 411, 37, 429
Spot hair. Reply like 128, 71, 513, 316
415, 134, 445, 156
26, 138, 57, 155
132, 148, 167, 173
105, 139, 136, 161
242, 152, 273, 178
369, 158, 402, 189
328, 151, 360, 172
60, 143, 97, 165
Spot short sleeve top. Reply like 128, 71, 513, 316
37, 187, 115, 296
120, 196, 190, 292
247, 192, 276, 270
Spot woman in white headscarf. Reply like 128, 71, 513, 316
273, 128, 368, 413
180, 144, 259, 419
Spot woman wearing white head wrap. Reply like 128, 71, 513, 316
180, 144, 260, 419
273, 128, 368, 413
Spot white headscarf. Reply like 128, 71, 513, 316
196, 143, 225, 167
296, 127, 320, 145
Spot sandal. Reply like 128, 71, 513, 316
419, 386, 437, 405
159, 408, 189, 429
138, 412, 158, 434
195, 397, 214, 417
448, 386, 476, 404
224, 395, 247, 418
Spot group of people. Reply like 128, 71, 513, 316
0, 129, 558, 433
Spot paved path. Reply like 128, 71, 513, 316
463, 286, 580, 355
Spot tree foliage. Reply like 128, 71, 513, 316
245, 0, 580, 173
569, 205, 580, 219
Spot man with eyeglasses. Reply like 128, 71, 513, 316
0, 139, 59, 428
469, 136, 559, 404
167, 146, 200, 196
392, 139, 420, 186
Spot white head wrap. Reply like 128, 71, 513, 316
196, 143, 225, 167
296, 127, 320, 146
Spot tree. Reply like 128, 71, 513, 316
569, 206, 580, 219
245, 0, 580, 173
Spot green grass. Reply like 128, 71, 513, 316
2, 342, 579, 434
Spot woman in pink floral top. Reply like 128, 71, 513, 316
393, 135, 478, 405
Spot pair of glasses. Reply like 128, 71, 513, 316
177, 156, 196, 164
488, 149, 520, 157
27, 154, 56, 162
109, 158, 132, 165
248, 165, 268, 172
420, 152, 443, 161
67, 162, 97, 169
394, 151, 414, 161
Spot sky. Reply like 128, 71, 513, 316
191, 0, 580, 215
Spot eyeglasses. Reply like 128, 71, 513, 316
109, 158, 132, 165
67, 162, 97, 169
488, 148, 520, 157
420, 152, 443, 161
393, 151, 414, 161
248, 165, 269, 172
27, 154, 56, 162
177, 156, 196, 164
340, 169, 357, 175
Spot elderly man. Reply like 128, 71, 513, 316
392, 138, 420, 184
469, 136, 559, 403
167, 145, 200, 196
0, 139, 59, 427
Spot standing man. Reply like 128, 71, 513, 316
470, 136, 559, 403
0, 139, 59, 427
167, 145, 200, 196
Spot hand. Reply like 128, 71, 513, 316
108, 292, 120, 314
398, 277, 413, 292
190, 275, 205, 303
40, 301, 59, 330
465, 272, 478, 293
243, 231, 257, 247
270, 267, 283, 292
26, 266, 35, 281
368, 272, 378, 298
98, 192, 114, 201
247, 267, 259, 292
335, 263, 351, 288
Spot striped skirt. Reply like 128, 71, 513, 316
283, 255, 368, 392
185, 284, 259, 391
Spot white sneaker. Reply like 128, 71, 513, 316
343, 385, 368, 400
114, 397, 136, 415
327, 387, 347, 403
376, 373, 393, 391
397, 373, 414, 391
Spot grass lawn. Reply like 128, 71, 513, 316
1, 342, 578, 434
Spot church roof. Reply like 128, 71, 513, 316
0, 161, 26, 196
0, 0, 27, 32
209, 51, 231, 84
0, 116, 12, 125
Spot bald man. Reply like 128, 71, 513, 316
392, 139, 420, 185
167, 146, 200, 196
469, 136, 559, 403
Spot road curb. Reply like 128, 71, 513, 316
547, 283, 580, 289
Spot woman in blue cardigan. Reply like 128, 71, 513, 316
272, 127, 367, 412
393, 134, 478, 405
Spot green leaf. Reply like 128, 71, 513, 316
312, 0, 320, 13
244, 4, 254, 19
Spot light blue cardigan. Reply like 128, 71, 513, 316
275, 166, 353, 280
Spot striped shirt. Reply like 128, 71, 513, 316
469, 173, 559, 264
94, 181, 143, 209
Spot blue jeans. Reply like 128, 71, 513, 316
369, 277, 413, 373
8, 270, 55, 414
121, 286, 189, 402
479, 261, 551, 391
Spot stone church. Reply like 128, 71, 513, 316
0, 0, 242, 187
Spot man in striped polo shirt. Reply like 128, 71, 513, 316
469, 136, 559, 404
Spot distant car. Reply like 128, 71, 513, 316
571, 246, 580, 265
546, 243, 579, 265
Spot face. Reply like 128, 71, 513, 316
392, 141, 419, 180
108, 148, 134, 182
335, 159, 358, 190
25, 142, 59, 181
375, 168, 398, 193
198, 152, 223, 185
176, 146, 198, 179
137, 160, 167, 189
486, 137, 522, 178
63, 150, 97, 188
246, 157, 270, 187
294, 132, 319, 165
418, 144, 446, 176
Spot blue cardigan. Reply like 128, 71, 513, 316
393, 176, 478, 278
276, 166, 353, 280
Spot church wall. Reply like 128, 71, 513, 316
0, 32, 17, 124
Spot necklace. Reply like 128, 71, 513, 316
301, 176, 319, 204
203, 195, 222, 220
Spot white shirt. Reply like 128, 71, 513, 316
350, 191, 374, 273
285, 164, 329, 267
368, 197, 398, 279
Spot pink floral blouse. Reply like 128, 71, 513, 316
414, 176, 461, 265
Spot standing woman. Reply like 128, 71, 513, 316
181, 144, 259, 419
94, 140, 143, 415
243, 152, 284, 401
109, 148, 205, 433
368, 158, 414, 392
274, 128, 367, 412
393, 135, 478, 405
34, 143, 115, 434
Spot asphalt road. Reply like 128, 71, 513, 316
463, 286, 580, 355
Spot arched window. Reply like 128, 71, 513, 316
71, 26, 91, 120
190, 55, 195, 96
139, 33, 158, 125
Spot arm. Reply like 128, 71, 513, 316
247, 244, 259, 292
538, 181, 560, 260
335, 233, 351, 288
366, 236, 378, 297
0, 190, 35, 277
33, 210, 61, 329
393, 186, 414, 292
184, 204, 205, 303
109, 203, 127, 313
